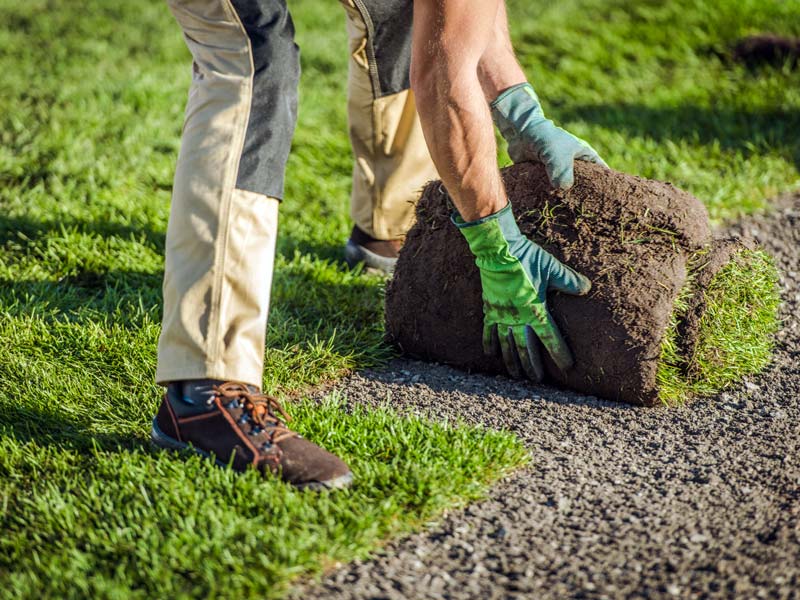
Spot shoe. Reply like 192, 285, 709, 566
344, 225, 403, 274
150, 381, 353, 490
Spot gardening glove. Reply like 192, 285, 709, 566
491, 82, 607, 190
453, 202, 591, 381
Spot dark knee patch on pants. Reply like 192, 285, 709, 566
231, 0, 299, 199
352, 0, 412, 98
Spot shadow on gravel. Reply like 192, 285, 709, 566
352, 359, 644, 412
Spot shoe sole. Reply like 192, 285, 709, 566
150, 419, 354, 491
344, 239, 397, 275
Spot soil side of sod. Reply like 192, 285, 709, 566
387, 161, 712, 405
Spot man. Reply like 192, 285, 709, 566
150, 0, 606, 490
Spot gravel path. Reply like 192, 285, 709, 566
302, 194, 800, 599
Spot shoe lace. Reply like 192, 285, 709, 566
213, 382, 296, 444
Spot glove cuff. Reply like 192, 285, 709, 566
452, 202, 524, 258
451, 202, 512, 229
490, 82, 538, 111
490, 82, 543, 129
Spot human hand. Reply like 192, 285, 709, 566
454, 202, 591, 380
491, 83, 607, 189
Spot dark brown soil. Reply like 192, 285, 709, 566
386, 162, 711, 406
732, 34, 800, 69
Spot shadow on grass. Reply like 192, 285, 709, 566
558, 103, 800, 168
276, 235, 349, 266
0, 213, 166, 254
0, 404, 147, 453
0, 272, 163, 322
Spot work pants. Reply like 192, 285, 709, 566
156, 0, 435, 387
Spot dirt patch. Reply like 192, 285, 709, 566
386, 162, 711, 405
733, 34, 800, 69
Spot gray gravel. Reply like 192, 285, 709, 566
302, 194, 800, 600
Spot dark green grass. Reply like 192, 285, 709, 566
0, 0, 798, 595
656, 249, 781, 406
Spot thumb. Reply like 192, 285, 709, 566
548, 261, 592, 296
575, 143, 609, 169
544, 152, 575, 190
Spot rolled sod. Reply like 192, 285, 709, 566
385, 162, 780, 406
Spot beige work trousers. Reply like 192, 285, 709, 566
157, 0, 435, 387
340, 0, 438, 240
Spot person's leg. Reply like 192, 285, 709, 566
153, 0, 351, 489
339, 0, 438, 271
157, 0, 299, 388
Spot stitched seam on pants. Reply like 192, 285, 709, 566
370, 98, 383, 234
207, 0, 255, 369
350, 0, 381, 97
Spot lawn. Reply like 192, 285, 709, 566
0, 0, 798, 597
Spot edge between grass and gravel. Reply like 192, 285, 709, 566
0, 389, 528, 599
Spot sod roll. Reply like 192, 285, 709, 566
385, 162, 780, 406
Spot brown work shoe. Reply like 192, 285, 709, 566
150, 381, 353, 490
344, 225, 403, 274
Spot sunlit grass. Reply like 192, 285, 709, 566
657, 248, 781, 405
0, 0, 797, 594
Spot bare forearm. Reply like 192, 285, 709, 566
411, 0, 506, 221
477, 2, 527, 101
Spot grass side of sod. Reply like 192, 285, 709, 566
0, 0, 798, 596
656, 248, 781, 406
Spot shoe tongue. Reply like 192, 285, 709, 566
182, 379, 225, 405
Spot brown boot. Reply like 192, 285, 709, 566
151, 381, 353, 490
344, 225, 403, 274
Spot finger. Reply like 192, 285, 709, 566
523, 325, 545, 382
544, 153, 575, 190
539, 251, 591, 296
528, 308, 575, 372
500, 326, 523, 379
575, 144, 609, 169
511, 326, 540, 382
483, 323, 500, 356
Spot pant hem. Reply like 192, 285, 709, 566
155, 365, 263, 390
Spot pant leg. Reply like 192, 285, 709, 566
340, 0, 438, 241
157, 0, 299, 388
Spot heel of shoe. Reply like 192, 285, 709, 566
344, 239, 397, 274
150, 419, 187, 451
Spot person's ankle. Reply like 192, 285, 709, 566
166, 379, 226, 417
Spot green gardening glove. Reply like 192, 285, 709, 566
453, 203, 591, 381
491, 82, 607, 189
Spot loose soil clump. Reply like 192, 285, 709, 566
385, 162, 778, 405
732, 34, 800, 69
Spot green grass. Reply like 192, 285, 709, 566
0, 0, 798, 595
508, 0, 800, 222
656, 248, 781, 405
0, 394, 527, 598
